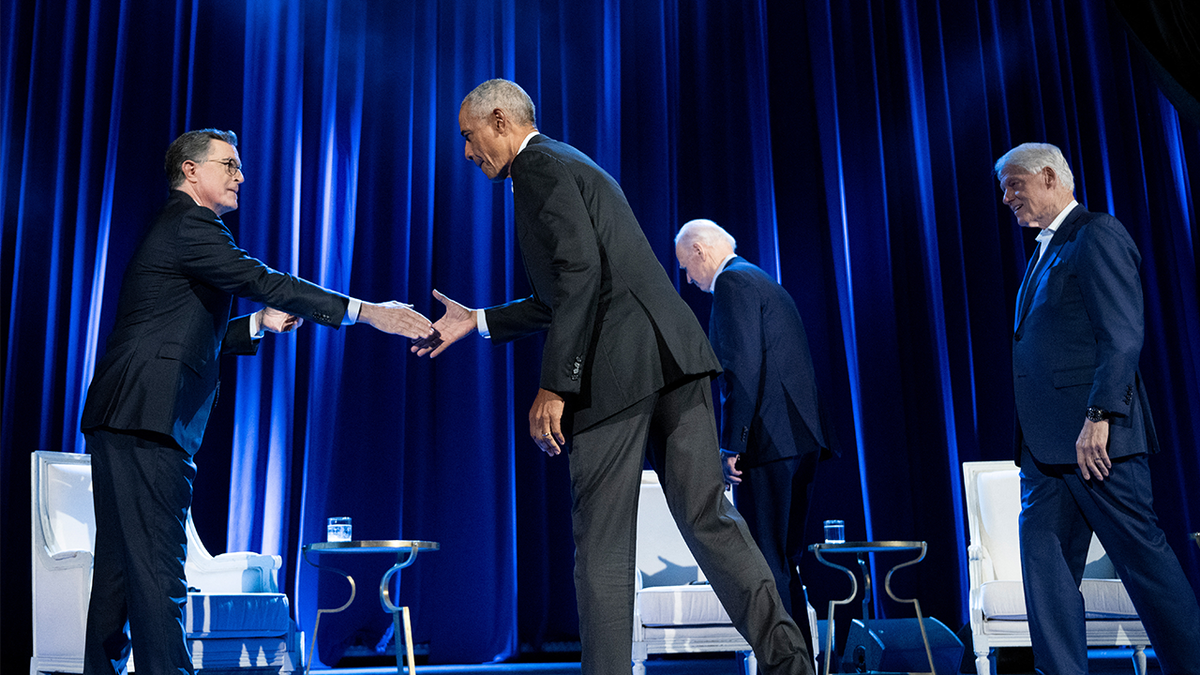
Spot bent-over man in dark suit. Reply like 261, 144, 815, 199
674, 219, 835, 652
81, 129, 433, 675
413, 80, 813, 675
996, 142, 1200, 675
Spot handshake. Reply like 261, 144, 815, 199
261, 291, 470, 357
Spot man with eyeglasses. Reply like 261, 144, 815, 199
80, 128, 433, 675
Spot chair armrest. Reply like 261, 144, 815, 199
187, 552, 282, 593
633, 569, 645, 639
967, 544, 997, 585
37, 547, 93, 571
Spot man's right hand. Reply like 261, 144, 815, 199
412, 289, 477, 358
359, 301, 434, 339
722, 453, 742, 487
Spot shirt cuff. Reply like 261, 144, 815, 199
343, 298, 361, 325
250, 311, 266, 339
477, 309, 491, 339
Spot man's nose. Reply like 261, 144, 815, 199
464, 142, 473, 161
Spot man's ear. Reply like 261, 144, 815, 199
180, 161, 198, 184
491, 108, 507, 134
1041, 166, 1058, 189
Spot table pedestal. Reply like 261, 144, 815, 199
302, 539, 439, 674
808, 541, 932, 675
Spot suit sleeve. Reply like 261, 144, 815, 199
221, 314, 261, 356
511, 150, 603, 395
712, 270, 763, 454
1077, 216, 1143, 418
176, 209, 350, 328
485, 295, 553, 343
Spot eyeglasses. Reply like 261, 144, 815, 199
198, 158, 244, 177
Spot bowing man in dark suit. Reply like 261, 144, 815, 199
674, 219, 835, 650
80, 129, 433, 675
996, 142, 1200, 675
414, 80, 813, 675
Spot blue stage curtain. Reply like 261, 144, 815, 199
2, 0, 1198, 669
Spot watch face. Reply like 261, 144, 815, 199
1086, 407, 1106, 422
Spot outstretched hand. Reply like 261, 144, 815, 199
259, 307, 304, 333
411, 289, 476, 357
359, 301, 434, 339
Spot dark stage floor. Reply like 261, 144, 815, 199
321, 647, 1156, 675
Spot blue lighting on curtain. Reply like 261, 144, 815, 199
5, 0, 1200, 668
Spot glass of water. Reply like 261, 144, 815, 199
327, 516, 352, 542
823, 519, 845, 544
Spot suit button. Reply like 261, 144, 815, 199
1013, 333, 1022, 342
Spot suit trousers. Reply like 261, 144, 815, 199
84, 428, 196, 675
1018, 444, 1200, 675
735, 449, 820, 649
567, 375, 813, 675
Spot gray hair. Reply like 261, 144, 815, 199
994, 142, 1075, 193
165, 129, 238, 188
461, 79, 537, 127
676, 219, 737, 251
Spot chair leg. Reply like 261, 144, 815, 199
974, 647, 992, 675
746, 650, 758, 675
632, 658, 646, 675
1132, 645, 1146, 675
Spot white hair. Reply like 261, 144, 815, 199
994, 142, 1075, 193
676, 219, 737, 251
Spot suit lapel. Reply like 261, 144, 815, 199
1014, 205, 1085, 331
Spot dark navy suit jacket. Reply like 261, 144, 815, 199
709, 257, 831, 467
1012, 204, 1157, 464
483, 135, 720, 433
82, 190, 350, 454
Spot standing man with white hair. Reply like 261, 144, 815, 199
674, 219, 835, 655
996, 142, 1200, 675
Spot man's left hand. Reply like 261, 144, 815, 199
529, 388, 566, 456
1076, 418, 1112, 481
260, 307, 303, 333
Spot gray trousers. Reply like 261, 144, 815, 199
567, 376, 813, 675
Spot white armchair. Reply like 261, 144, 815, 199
962, 460, 1147, 675
30, 450, 301, 674
632, 470, 819, 675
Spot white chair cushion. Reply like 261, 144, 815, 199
979, 579, 1138, 621
637, 584, 733, 626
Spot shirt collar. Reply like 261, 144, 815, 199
1039, 199, 1078, 241
517, 131, 539, 155
708, 253, 738, 293
511, 132, 541, 192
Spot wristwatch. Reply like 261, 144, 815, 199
1085, 406, 1109, 423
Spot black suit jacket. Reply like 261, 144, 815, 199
82, 191, 350, 454
1012, 204, 1157, 464
483, 135, 720, 432
710, 257, 830, 466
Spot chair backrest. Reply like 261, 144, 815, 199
32, 451, 96, 558
635, 470, 704, 587
963, 460, 1115, 583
